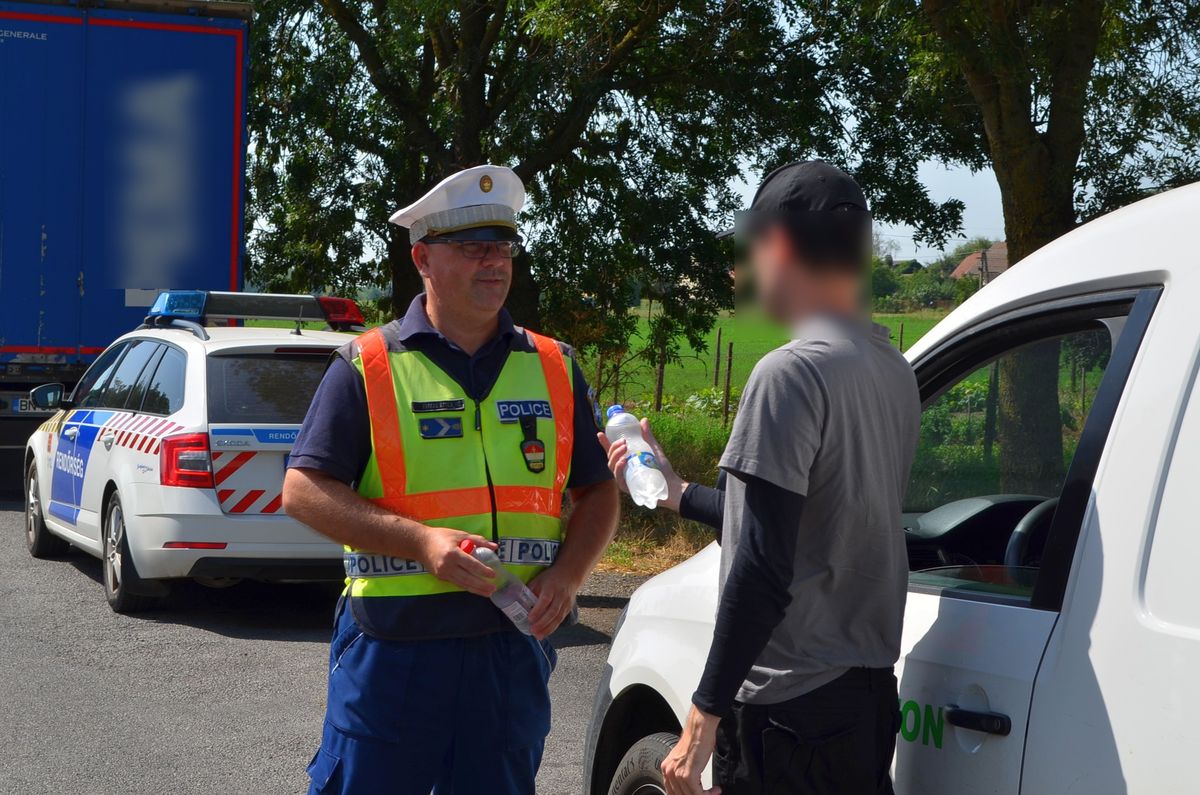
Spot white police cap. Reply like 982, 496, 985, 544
389, 165, 525, 245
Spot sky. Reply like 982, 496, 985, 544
875, 162, 1007, 262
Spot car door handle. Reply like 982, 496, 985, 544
100, 432, 116, 450
63, 427, 79, 441
944, 705, 1011, 736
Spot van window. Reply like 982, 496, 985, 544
95, 341, 161, 409
141, 348, 187, 415
205, 352, 331, 424
907, 323, 1116, 602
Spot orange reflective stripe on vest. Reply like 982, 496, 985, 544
358, 328, 407, 501
358, 326, 572, 522
527, 330, 573, 497
374, 484, 563, 521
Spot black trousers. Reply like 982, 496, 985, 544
714, 667, 900, 795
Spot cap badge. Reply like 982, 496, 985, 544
479, 175, 493, 193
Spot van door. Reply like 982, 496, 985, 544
894, 290, 1155, 794
205, 348, 334, 523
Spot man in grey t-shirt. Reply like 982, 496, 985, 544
602, 161, 919, 795
719, 313, 919, 709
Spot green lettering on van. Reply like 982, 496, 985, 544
896, 699, 944, 750
900, 700, 920, 743
922, 703, 944, 749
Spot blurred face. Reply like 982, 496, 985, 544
412, 238, 513, 319
747, 222, 865, 323
748, 223, 810, 322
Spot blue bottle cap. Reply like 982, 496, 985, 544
606, 405, 626, 420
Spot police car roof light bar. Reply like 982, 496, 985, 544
140, 291, 367, 335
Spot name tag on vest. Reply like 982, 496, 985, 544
411, 399, 465, 413
496, 400, 553, 423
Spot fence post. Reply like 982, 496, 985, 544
898, 322, 905, 352
653, 341, 666, 412
713, 327, 723, 388
723, 341, 734, 427
612, 354, 622, 407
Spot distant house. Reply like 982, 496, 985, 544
951, 242, 1009, 284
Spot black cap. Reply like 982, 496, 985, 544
718, 160, 869, 239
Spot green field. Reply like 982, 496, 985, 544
618, 307, 948, 405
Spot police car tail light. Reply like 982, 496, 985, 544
160, 433, 214, 489
317, 296, 365, 327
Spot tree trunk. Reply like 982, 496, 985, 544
507, 251, 541, 329
992, 160, 1076, 494
388, 232, 421, 320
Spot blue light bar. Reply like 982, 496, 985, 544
147, 290, 208, 319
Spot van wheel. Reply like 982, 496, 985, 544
607, 732, 679, 795
103, 493, 160, 613
25, 461, 68, 558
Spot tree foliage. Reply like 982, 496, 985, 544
797, 0, 1200, 492
246, 0, 965, 374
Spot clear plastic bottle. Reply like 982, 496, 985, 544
604, 406, 670, 509
459, 539, 538, 634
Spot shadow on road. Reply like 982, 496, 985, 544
52, 548, 338, 643
552, 621, 612, 648
134, 579, 340, 643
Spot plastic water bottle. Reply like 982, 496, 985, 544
459, 539, 538, 634
604, 406, 670, 509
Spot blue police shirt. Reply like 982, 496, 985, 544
289, 294, 611, 490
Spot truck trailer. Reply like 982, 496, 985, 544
0, 0, 251, 479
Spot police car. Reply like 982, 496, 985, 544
22, 291, 362, 613
586, 182, 1200, 794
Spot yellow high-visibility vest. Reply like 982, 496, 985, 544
341, 325, 574, 627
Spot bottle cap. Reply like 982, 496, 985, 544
606, 405, 626, 420
458, 539, 476, 554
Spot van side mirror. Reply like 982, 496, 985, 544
29, 383, 67, 410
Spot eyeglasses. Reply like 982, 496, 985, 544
422, 239, 524, 259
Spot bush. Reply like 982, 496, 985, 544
645, 408, 729, 487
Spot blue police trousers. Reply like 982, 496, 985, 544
306, 600, 557, 794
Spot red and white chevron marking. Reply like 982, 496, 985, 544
211, 451, 284, 514
98, 413, 184, 455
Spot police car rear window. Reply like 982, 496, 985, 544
206, 352, 331, 424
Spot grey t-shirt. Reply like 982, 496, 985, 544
718, 314, 920, 705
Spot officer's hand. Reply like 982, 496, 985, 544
596, 418, 687, 512
527, 566, 579, 640
419, 528, 498, 597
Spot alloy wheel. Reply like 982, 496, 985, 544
25, 469, 40, 546
105, 501, 125, 593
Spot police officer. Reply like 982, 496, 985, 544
283, 165, 619, 794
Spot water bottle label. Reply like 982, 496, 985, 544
501, 601, 531, 625
627, 451, 662, 471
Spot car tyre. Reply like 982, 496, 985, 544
103, 492, 160, 613
607, 732, 680, 795
25, 461, 68, 558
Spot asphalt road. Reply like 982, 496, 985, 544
0, 495, 641, 794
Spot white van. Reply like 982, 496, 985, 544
584, 183, 1200, 794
